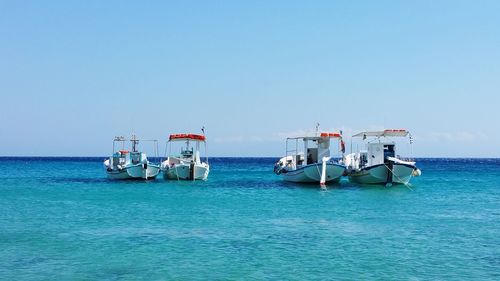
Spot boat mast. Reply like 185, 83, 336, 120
131, 134, 139, 152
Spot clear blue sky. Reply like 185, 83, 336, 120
1, 0, 498, 157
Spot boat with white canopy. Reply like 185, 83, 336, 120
344, 129, 421, 185
103, 135, 161, 180
274, 132, 347, 185
161, 133, 209, 180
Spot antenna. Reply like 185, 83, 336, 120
315, 123, 320, 136
201, 126, 208, 164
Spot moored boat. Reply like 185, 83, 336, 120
344, 129, 421, 185
274, 132, 346, 185
103, 135, 161, 180
161, 133, 209, 181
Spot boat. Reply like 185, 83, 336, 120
344, 129, 421, 185
161, 133, 209, 180
274, 132, 347, 185
103, 135, 161, 180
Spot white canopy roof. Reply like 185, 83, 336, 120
352, 129, 409, 138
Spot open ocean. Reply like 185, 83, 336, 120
0, 157, 499, 280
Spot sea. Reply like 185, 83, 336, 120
0, 157, 499, 280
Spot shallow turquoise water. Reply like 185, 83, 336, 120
0, 157, 499, 280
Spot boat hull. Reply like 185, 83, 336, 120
163, 163, 209, 180
348, 163, 416, 185
282, 163, 345, 183
106, 164, 160, 180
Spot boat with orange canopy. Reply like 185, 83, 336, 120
161, 131, 209, 180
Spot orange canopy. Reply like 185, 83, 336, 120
320, 132, 342, 138
169, 134, 206, 141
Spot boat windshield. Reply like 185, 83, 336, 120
181, 148, 193, 158
112, 153, 126, 166
131, 152, 141, 164
383, 144, 395, 159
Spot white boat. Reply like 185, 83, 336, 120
344, 129, 421, 185
103, 135, 161, 180
274, 132, 347, 185
161, 133, 209, 180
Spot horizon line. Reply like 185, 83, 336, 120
1, 156, 499, 159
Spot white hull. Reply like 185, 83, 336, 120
282, 163, 345, 183
106, 164, 160, 180
348, 163, 415, 185
163, 163, 209, 180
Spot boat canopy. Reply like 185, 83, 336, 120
352, 129, 409, 138
169, 133, 206, 142
320, 132, 342, 138
287, 132, 342, 141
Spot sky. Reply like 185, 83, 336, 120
0, 0, 499, 157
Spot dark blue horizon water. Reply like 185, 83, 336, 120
1, 157, 499, 280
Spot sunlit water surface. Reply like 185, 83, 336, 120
0, 158, 499, 280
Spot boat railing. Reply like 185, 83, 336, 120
396, 155, 415, 163
169, 156, 195, 165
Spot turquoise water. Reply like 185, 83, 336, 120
1, 157, 499, 280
